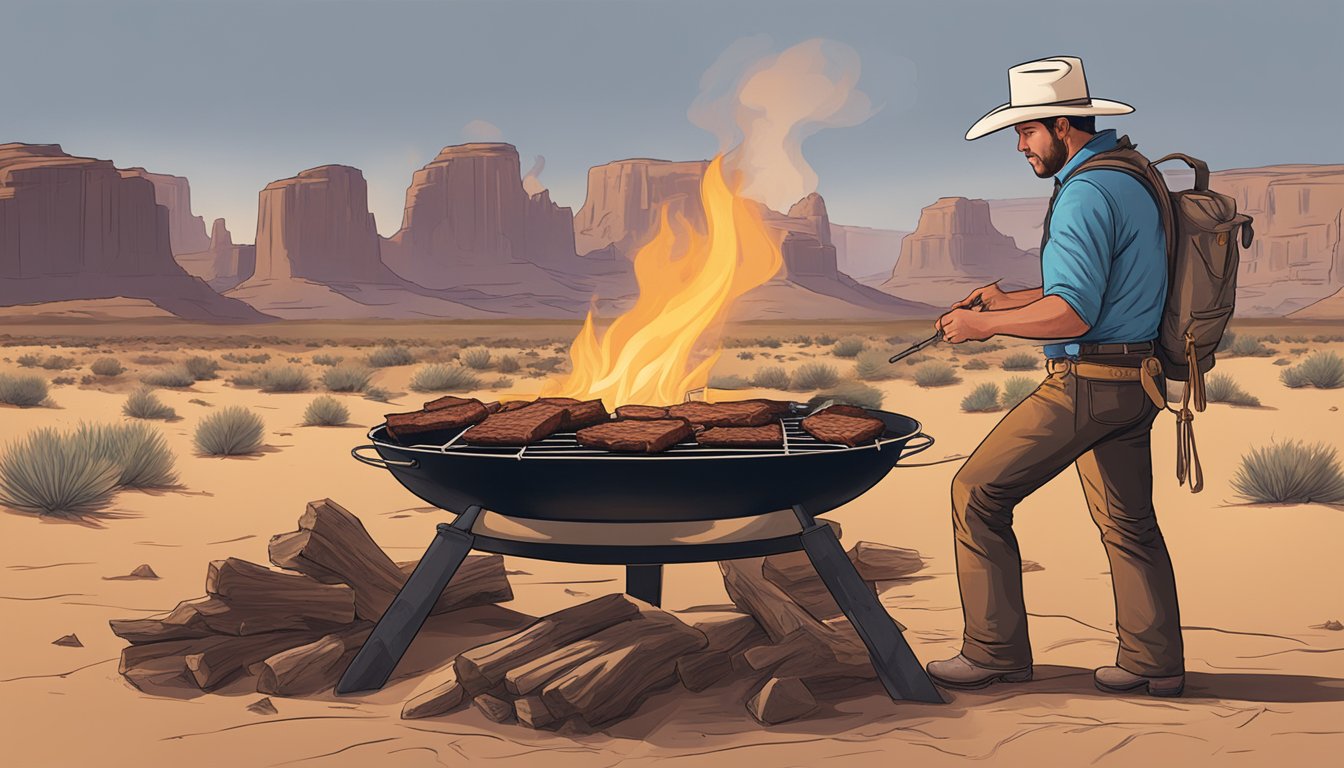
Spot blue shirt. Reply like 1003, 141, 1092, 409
1040, 129, 1167, 358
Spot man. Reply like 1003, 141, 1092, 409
924, 56, 1185, 697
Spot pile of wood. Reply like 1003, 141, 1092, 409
112, 499, 513, 695
401, 520, 926, 727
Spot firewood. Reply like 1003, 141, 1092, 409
747, 677, 817, 724
119, 637, 232, 691
540, 612, 708, 726
848, 542, 924, 582
455, 593, 643, 694
256, 624, 373, 696
514, 695, 556, 729
402, 668, 467, 720
473, 693, 516, 724
183, 628, 332, 690
396, 554, 513, 615
673, 610, 769, 692
110, 598, 213, 644
719, 557, 830, 643
267, 499, 406, 621
504, 612, 664, 696
762, 551, 877, 623
676, 649, 735, 692
206, 557, 355, 606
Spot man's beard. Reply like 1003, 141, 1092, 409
1028, 132, 1069, 178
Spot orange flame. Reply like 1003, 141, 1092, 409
542, 156, 782, 408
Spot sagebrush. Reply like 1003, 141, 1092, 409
194, 406, 265, 456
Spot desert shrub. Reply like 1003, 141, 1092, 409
497, 355, 521, 374
194, 406, 265, 456
312, 353, 344, 366
460, 347, 493, 370
750, 365, 792, 389
709, 374, 750, 390
1231, 440, 1344, 504
80, 375, 97, 385
1290, 347, 1308, 355
527, 356, 566, 374
367, 345, 415, 368
131, 353, 173, 365
961, 382, 1002, 412
1284, 335, 1309, 344
790, 362, 841, 390
1216, 331, 1238, 353
51, 376, 76, 385
122, 387, 177, 420
363, 386, 392, 402
0, 427, 120, 515
1259, 334, 1281, 344
322, 364, 373, 393
1279, 351, 1344, 389
962, 358, 990, 371
1000, 376, 1039, 409
0, 374, 49, 407
1313, 334, 1344, 343
221, 351, 270, 365
39, 355, 75, 370
1273, 358, 1291, 366
1225, 334, 1275, 357
16, 353, 41, 367
1205, 373, 1261, 406
141, 365, 195, 388
901, 353, 932, 367
228, 370, 259, 388
77, 422, 177, 488
831, 336, 867, 358
815, 334, 837, 346
410, 364, 481, 393
490, 377, 515, 389
1001, 352, 1040, 371
184, 356, 220, 381
912, 361, 960, 388
854, 349, 897, 381
90, 357, 124, 377
808, 381, 884, 411
302, 395, 350, 427
737, 351, 755, 361
791, 335, 813, 346
257, 365, 311, 393
758, 337, 783, 349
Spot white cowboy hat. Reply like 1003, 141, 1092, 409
965, 56, 1134, 140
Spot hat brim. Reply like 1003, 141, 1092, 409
965, 99, 1134, 141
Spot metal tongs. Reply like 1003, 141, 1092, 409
888, 296, 984, 364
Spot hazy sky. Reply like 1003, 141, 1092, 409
5, 0, 1340, 241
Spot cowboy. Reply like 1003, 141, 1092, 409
924, 56, 1185, 697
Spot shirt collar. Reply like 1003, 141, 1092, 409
1056, 129, 1119, 183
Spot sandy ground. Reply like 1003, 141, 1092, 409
1, 321, 1342, 767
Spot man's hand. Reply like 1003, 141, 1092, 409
936, 308, 997, 343
952, 282, 1007, 310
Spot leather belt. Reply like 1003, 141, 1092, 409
1077, 340, 1155, 356
1046, 357, 1168, 411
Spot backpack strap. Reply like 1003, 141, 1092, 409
1151, 153, 1211, 191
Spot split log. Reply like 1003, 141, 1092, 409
514, 695, 556, 729
719, 557, 833, 644
119, 636, 231, 691
396, 554, 513, 615
674, 610, 767, 692
540, 612, 708, 727
110, 599, 213, 644
761, 541, 923, 623
256, 624, 373, 696
473, 693, 516, 723
268, 499, 406, 621
207, 557, 356, 606
402, 668, 467, 720
747, 677, 817, 724
455, 593, 643, 694
183, 628, 333, 690
504, 611, 669, 696
113, 594, 353, 641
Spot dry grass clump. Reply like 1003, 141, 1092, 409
1205, 373, 1261, 406
790, 362, 841, 390
912, 361, 960, 387
409, 364, 481, 393
221, 351, 271, 365
808, 381, 883, 410
750, 365, 792, 389
1232, 440, 1344, 504
961, 382, 1002, 412
708, 374, 750, 390
257, 365, 312, 393
184, 356, 221, 381
496, 355, 521, 374
999, 376, 1038, 409
962, 358, 990, 371
122, 387, 177, 420
1279, 351, 1344, 389
322, 364, 373, 393
1223, 333, 1275, 358
854, 350, 897, 381
90, 357, 125, 377
312, 353, 344, 366
194, 406, 265, 456
141, 365, 196, 388
460, 347, 493, 370
366, 345, 416, 368
77, 422, 178, 488
302, 395, 350, 427
831, 337, 867, 358
0, 422, 177, 516
0, 373, 49, 407
1000, 352, 1040, 371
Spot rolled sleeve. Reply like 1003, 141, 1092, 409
1041, 178, 1116, 329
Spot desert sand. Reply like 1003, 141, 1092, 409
1, 320, 1341, 767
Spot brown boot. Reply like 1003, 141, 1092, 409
925, 654, 1032, 690
1093, 666, 1185, 697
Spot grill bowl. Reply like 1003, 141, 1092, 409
355, 408, 930, 523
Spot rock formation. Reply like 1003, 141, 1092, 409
572, 158, 710, 260
120, 167, 211, 254
381, 143, 580, 287
0, 143, 269, 322
176, 218, 256, 291
880, 197, 1039, 306
831, 224, 911, 280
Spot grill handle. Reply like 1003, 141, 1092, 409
898, 432, 935, 461
351, 445, 418, 470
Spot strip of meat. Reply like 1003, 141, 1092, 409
800, 412, 885, 447
463, 404, 567, 446
423, 395, 476, 411
741, 398, 797, 416
385, 401, 489, 441
559, 399, 610, 430
614, 404, 669, 420
813, 404, 869, 418
575, 419, 692, 453
695, 423, 784, 448
666, 401, 773, 427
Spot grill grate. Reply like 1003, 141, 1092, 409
400, 414, 890, 459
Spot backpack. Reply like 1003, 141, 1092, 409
1055, 136, 1255, 492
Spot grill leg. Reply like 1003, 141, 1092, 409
336, 504, 482, 694
625, 564, 663, 607
792, 505, 943, 703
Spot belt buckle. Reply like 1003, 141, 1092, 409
1047, 358, 1072, 376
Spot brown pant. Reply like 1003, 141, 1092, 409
951, 361, 1184, 676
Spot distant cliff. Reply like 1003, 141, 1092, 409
572, 158, 709, 260
0, 143, 269, 322
121, 166, 212, 255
